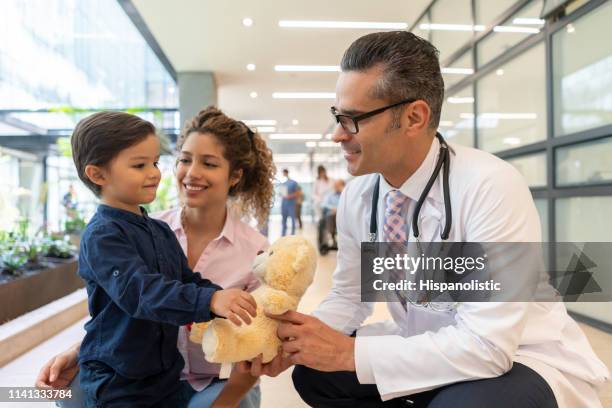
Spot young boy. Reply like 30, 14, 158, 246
70, 112, 257, 407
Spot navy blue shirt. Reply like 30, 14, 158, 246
78, 204, 222, 380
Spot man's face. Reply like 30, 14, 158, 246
331, 67, 404, 177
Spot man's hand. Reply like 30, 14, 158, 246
235, 348, 293, 378
210, 289, 257, 326
267, 311, 356, 372
35, 343, 80, 389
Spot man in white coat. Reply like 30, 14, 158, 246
250, 31, 609, 407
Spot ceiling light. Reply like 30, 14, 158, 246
419, 23, 485, 32
246, 63, 256, 71
272, 92, 335, 99
256, 126, 276, 133
503, 137, 522, 146
496, 69, 505, 76
292, 119, 299, 125
270, 133, 322, 140
242, 120, 277, 126
512, 18, 545, 25
317, 141, 337, 147
250, 91, 258, 98
441, 67, 474, 75
274, 153, 308, 162
566, 24, 575, 34
461, 112, 537, 120
439, 120, 454, 127
325, 133, 333, 139
493, 25, 540, 34
305, 141, 317, 148
278, 20, 407, 29
447, 97, 474, 104
274, 65, 340, 72
242, 18, 253, 27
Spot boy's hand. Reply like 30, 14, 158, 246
210, 289, 257, 326
35, 344, 80, 389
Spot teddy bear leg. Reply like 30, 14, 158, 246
201, 324, 219, 362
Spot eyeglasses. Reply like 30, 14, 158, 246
330, 98, 417, 134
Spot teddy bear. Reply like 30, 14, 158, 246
189, 235, 317, 364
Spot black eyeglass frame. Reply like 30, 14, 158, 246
330, 97, 417, 134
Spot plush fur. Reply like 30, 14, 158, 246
189, 235, 317, 363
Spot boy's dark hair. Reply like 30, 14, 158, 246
341, 31, 444, 129
71, 111, 156, 197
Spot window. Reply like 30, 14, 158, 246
440, 86, 474, 146
475, 0, 520, 27
507, 153, 547, 187
442, 51, 473, 89
476, 42, 547, 153
534, 198, 549, 241
477, 0, 544, 67
429, 0, 473, 62
556, 137, 612, 186
553, 0, 612, 136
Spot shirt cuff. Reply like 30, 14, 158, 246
354, 336, 376, 384
193, 287, 221, 322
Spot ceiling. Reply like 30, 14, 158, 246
131, 0, 431, 153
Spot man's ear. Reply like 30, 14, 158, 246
84, 164, 108, 187
404, 100, 431, 133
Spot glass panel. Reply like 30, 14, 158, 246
557, 196, 612, 324
413, 14, 431, 42
553, 0, 612, 136
440, 86, 474, 147
477, 42, 547, 153
0, 0, 177, 111
476, 0, 519, 26
507, 153, 547, 187
556, 137, 612, 186
442, 51, 474, 89
477, 1, 544, 67
534, 198, 548, 242
429, 0, 473, 62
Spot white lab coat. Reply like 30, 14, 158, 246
313, 137, 610, 407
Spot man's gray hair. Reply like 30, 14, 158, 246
340, 31, 445, 129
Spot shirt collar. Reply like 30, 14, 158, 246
379, 136, 442, 204
169, 206, 236, 245
97, 204, 149, 224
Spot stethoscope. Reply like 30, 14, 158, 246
368, 132, 457, 311
368, 132, 452, 243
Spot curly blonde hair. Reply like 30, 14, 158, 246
177, 106, 276, 225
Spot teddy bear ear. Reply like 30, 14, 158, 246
291, 245, 311, 274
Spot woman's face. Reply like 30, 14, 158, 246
175, 132, 241, 210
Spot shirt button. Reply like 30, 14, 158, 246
112, 270, 119, 277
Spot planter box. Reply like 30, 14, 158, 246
0, 258, 82, 323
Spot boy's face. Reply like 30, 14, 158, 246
95, 134, 161, 213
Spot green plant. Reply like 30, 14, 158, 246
1, 249, 27, 275
44, 238, 76, 259
64, 215, 87, 234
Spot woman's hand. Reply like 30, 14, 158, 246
35, 342, 80, 389
210, 289, 257, 326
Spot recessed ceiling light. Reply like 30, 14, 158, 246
256, 126, 276, 133
305, 141, 317, 148
292, 119, 299, 125
496, 69, 505, 76
242, 18, 253, 27
325, 133, 333, 139
246, 63, 256, 71
566, 24, 575, 33
270, 133, 322, 140
274, 65, 340, 72
419, 23, 485, 32
278, 20, 407, 30
512, 18, 545, 25
439, 120, 454, 127
493, 25, 539, 34
447, 97, 474, 104
242, 120, 277, 126
441, 67, 474, 75
317, 141, 337, 147
272, 92, 335, 99
250, 91, 258, 98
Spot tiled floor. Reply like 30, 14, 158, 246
1, 219, 610, 407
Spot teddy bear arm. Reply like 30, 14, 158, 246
262, 288, 297, 315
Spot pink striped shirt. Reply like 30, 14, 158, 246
152, 206, 268, 391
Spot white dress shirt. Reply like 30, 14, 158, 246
313, 136, 610, 407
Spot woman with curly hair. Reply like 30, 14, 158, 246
37, 106, 276, 408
